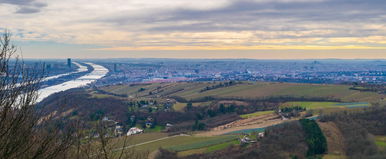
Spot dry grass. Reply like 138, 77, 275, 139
318, 121, 346, 159
169, 82, 384, 102
100, 82, 385, 102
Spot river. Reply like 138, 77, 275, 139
42, 62, 88, 82
36, 62, 109, 102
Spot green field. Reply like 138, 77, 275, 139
375, 136, 386, 150
177, 139, 240, 156
167, 135, 237, 152
120, 134, 239, 154
240, 110, 275, 118
110, 132, 169, 148
145, 125, 165, 132
280, 101, 370, 110
173, 101, 213, 111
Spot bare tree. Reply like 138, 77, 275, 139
0, 31, 74, 159
69, 120, 148, 159
0, 31, 146, 159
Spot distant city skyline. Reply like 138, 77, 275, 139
1, 0, 386, 59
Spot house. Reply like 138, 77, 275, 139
258, 132, 265, 138
165, 123, 173, 131
240, 135, 256, 144
115, 125, 124, 137
126, 127, 143, 136
166, 123, 173, 127
102, 116, 109, 121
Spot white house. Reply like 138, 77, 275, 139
126, 127, 143, 136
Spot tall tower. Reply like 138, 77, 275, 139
114, 63, 118, 72
67, 58, 72, 68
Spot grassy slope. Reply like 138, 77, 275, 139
173, 101, 212, 111
169, 82, 384, 102
100, 82, 384, 102
110, 132, 169, 149
375, 136, 386, 151
240, 110, 275, 118
112, 134, 238, 153
98, 82, 384, 155
318, 122, 347, 159
280, 101, 370, 110
173, 102, 186, 111
109, 133, 232, 149
167, 135, 237, 152
177, 139, 240, 157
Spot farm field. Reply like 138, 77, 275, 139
280, 101, 370, 110
127, 134, 239, 154
100, 82, 385, 103
375, 136, 386, 151
196, 113, 285, 136
177, 139, 240, 157
170, 82, 384, 102
110, 132, 169, 149
85, 81, 386, 158
173, 102, 186, 111
173, 101, 212, 111
240, 110, 275, 119
167, 135, 237, 152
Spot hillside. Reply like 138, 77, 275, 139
38, 81, 386, 159
101, 81, 385, 102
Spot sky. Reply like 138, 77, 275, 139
0, 0, 385, 59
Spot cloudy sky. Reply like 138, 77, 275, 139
0, 0, 385, 59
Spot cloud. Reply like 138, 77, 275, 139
16, 7, 40, 14
1, 0, 386, 58
0, 0, 47, 14
140, 0, 386, 32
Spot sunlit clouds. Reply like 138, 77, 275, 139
0, 0, 385, 59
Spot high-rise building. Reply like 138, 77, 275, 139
67, 58, 72, 68
114, 63, 118, 72
45, 64, 52, 70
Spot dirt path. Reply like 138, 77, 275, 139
196, 113, 291, 136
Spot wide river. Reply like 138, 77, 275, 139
36, 62, 109, 102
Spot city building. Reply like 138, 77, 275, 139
67, 58, 72, 68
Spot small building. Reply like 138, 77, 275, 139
240, 135, 256, 144
165, 123, 173, 131
126, 127, 143, 136
102, 116, 109, 121
166, 123, 173, 127
115, 125, 124, 137
67, 58, 72, 68
258, 132, 265, 138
